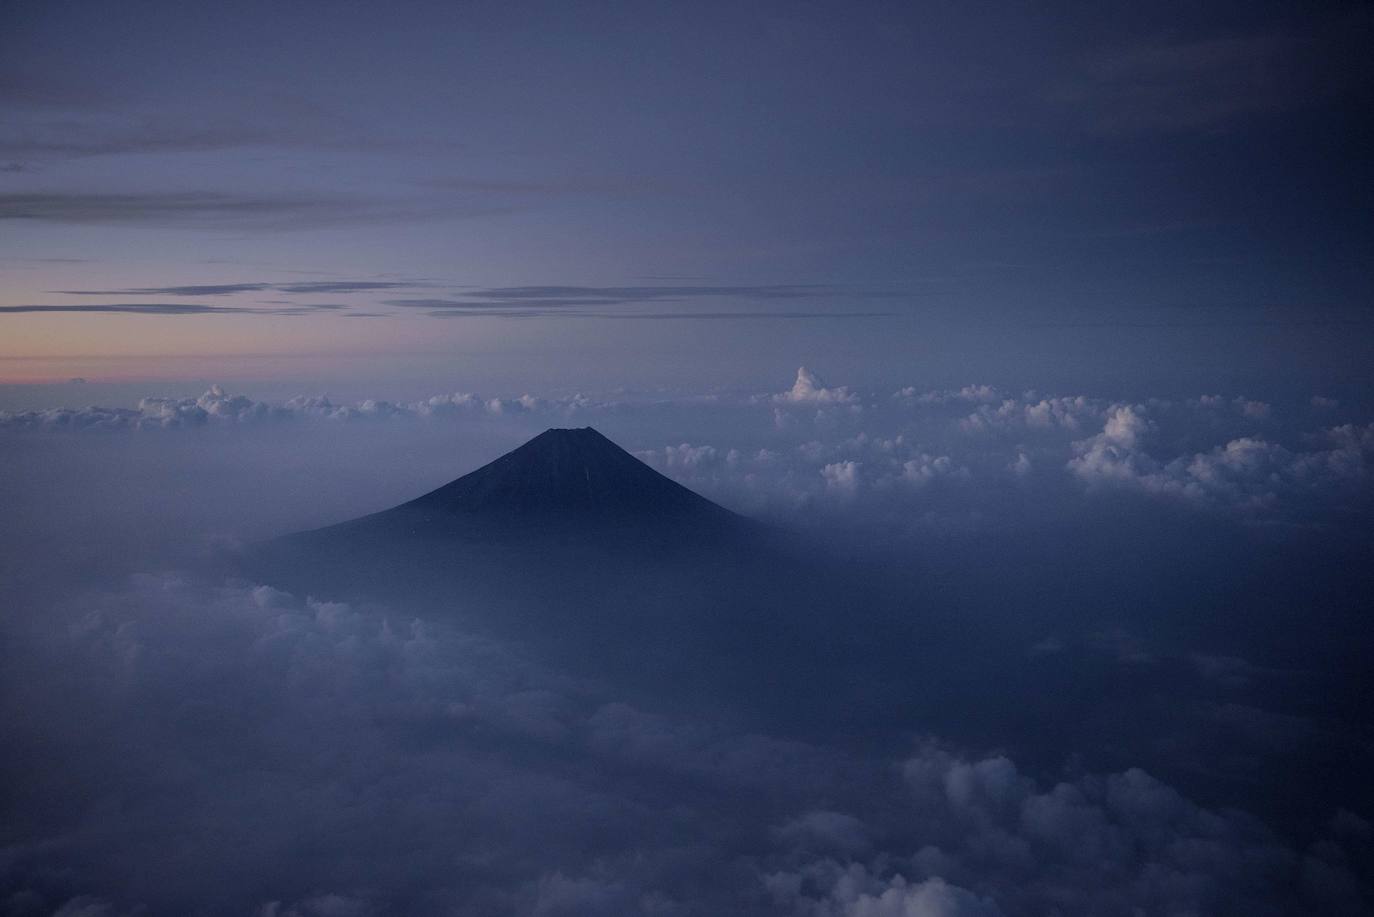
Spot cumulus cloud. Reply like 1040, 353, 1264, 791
958, 396, 1097, 436
777, 367, 859, 405
3, 366, 1373, 914
764, 740, 1368, 916
1068, 403, 1373, 512
895, 384, 1002, 407
5, 570, 1367, 916
0, 385, 299, 430
900, 454, 965, 488
1065, 404, 1156, 486
0, 386, 590, 431
3, 371, 1372, 528
0, 574, 871, 914
766, 871, 1001, 917
822, 460, 862, 496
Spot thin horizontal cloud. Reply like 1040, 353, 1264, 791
1026, 318, 1374, 329
386, 283, 899, 319
276, 281, 421, 294
14, 282, 897, 320
0, 192, 365, 228
420, 176, 664, 196
425, 309, 896, 320
59, 281, 425, 297
1051, 10, 1374, 135
467, 284, 833, 301
56, 283, 275, 297
0, 70, 437, 164
0, 302, 348, 315
385, 298, 628, 310
0, 120, 288, 161
0, 192, 512, 230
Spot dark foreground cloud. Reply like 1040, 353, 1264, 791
1, 367, 1372, 914
1, 575, 1367, 916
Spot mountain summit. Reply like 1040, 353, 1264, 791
287, 427, 746, 547
402, 427, 732, 521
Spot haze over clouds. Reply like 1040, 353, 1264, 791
3, 1, 1373, 914
6, 574, 1366, 916
6, 369, 1369, 528
5, 383, 1373, 915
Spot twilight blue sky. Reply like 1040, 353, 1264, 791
3, 0, 1372, 398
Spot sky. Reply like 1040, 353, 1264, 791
3, 0, 1373, 399
3, 3, 1374, 916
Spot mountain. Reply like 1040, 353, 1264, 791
250, 426, 783, 669
395, 426, 739, 523
291, 427, 748, 546
244, 426, 935, 743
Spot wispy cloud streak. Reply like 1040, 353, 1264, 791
0, 303, 348, 315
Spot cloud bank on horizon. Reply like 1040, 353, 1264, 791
4, 368, 1369, 529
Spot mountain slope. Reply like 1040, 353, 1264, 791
241, 427, 932, 745
404, 427, 737, 522
281, 426, 750, 547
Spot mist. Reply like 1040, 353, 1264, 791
7, 1, 1374, 912
2, 369, 1371, 916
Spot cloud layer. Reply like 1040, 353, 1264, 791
1, 367, 1372, 914
3, 576, 1367, 915
4, 370, 1370, 528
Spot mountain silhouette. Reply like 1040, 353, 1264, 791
252, 426, 783, 664
245, 427, 944, 747
401, 427, 739, 523
280, 426, 751, 548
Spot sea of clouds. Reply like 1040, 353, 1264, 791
5, 576, 1368, 916
2, 368, 1371, 915
4, 368, 1369, 531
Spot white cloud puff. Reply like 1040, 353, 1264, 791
822, 460, 862, 496
778, 367, 859, 405
895, 385, 1001, 407
0, 386, 593, 430
4, 372, 1373, 527
766, 740, 1367, 917
2, 559, 1369, 914
1068, 404, 1373, 512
